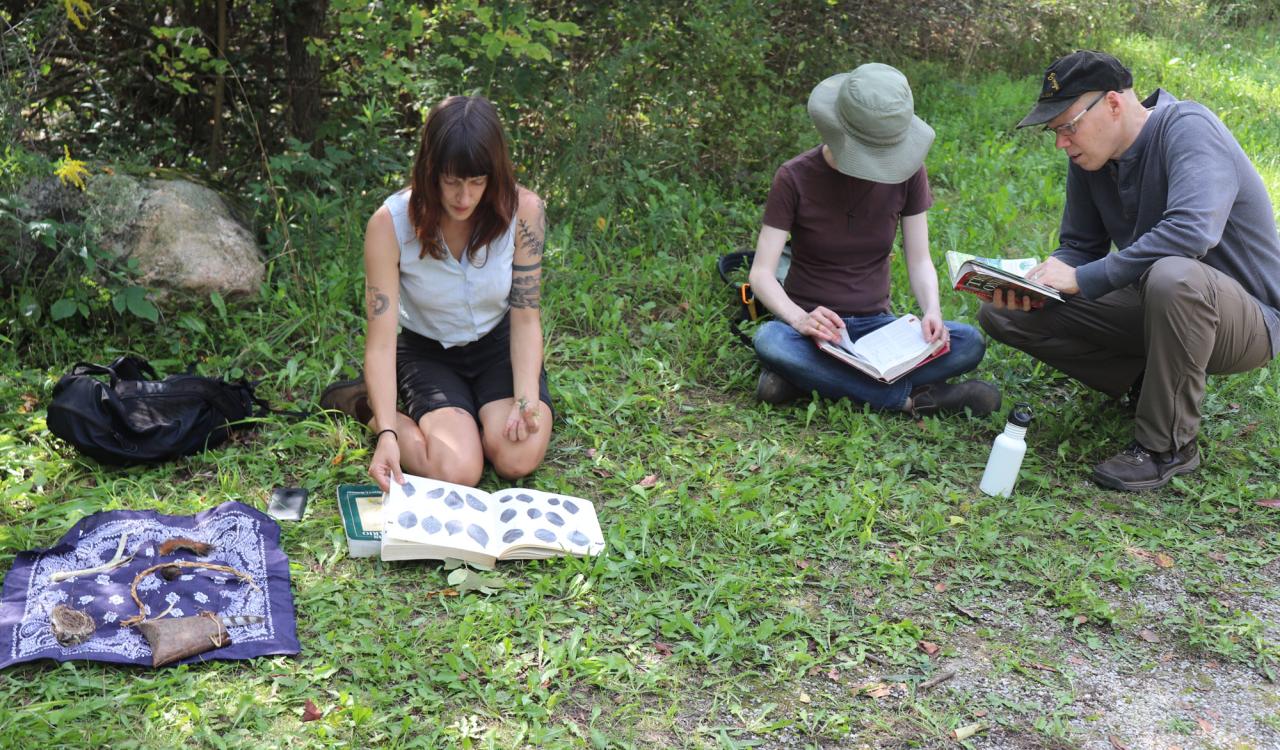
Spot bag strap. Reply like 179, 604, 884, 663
719, 251, 762, 350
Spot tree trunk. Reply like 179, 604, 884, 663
282, 0, 329, 151
210, 0, 228, 169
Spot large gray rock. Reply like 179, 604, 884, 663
86, 175, 263, 297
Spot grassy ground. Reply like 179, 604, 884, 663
3, 25, 1280, 750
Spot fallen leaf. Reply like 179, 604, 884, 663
795, 559, 811, 570
1074, 614, 1089, 626
1154, 552, 1175, 569
330, 454, 344, 465
1256, 498, 1280, 508
1108, 735, 1130, 750
826, 667, 840, 681
919, 640, 940, 656
1196, 717, 1214, 734
1126, 546, 1155, 563
1138, 628, 1161, 643
653, 640, 673, 657
638, 474, 657, 488
301, 698, 322, 722
19, 393, 38, 413
854, 681, 895, 699
934, 582, 948, 593
950, 723, 982, 741
798, 692, 811, 704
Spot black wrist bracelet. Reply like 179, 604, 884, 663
375, 428, 397, 442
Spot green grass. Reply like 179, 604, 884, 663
3, 22, 1280, 750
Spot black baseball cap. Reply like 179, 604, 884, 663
1016, 50, 1134, 129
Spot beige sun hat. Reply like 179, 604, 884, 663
807, 63, 935, 183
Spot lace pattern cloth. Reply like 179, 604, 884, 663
1, 501, 298, 669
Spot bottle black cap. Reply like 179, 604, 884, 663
1008, 403, 1033, 427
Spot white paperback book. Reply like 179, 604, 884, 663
816, 314, 948, 384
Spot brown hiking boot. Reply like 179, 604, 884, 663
909, 380, 1002, 417
1092, 440, 1199, 491
755, 368, 802, 404
319, 374, 372, 425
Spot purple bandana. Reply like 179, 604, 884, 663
1, 500, 298, 669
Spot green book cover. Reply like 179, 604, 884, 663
337, 484, 383, 557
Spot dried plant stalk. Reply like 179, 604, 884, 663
120, 561, 258, 628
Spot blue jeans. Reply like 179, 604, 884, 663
753, 313, 987, 410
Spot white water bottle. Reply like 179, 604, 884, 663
980, 404, 1033, 497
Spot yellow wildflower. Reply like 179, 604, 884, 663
65, 0, 92, 30
54, 145, 90, 190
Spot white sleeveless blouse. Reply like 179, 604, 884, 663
383, 190, 515, 348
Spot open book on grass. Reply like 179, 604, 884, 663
946, 251, 1063, 307
380, 475, 605, 566
817, 313, 949, 384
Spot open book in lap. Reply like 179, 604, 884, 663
380, 474, 605, 566
817, 313, 949, 384
945, 250, 1063, 307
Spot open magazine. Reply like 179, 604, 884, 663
817, 314, 948, 384
946, 251, 1063, 307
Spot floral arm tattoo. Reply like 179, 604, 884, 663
366, 284, 390, 318
510, 200, 545, 310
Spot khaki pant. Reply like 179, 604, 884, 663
978, 257, 1273, 452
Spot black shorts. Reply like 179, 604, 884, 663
396, 314, 552, 423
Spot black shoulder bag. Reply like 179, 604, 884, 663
46, 355, 266, 465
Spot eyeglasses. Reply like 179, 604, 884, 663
1045, 91, 1107, 137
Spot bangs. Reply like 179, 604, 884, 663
435, 123, 494, 179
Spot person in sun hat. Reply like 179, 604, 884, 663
748, 63, 1000, 417
979, 50, 1280, 491
319, 95, 553, 491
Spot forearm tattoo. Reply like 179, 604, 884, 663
366, 284, 390, 318
510, 200, 545, 309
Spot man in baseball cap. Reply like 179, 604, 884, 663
979, 50, 1280, 491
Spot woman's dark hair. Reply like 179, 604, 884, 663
408, 95, 517, 263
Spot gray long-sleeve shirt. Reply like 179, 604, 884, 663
1053, 89, 1280, 357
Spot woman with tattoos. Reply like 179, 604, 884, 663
320, 95, 552, 490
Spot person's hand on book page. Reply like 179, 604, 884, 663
1025, 256, 1079, 295
794, 305, 844, 343
921, 309, 949, 346
503, 399, 541, 442
368, 435, 403, 492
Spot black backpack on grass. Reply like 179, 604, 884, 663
717, 245, 791, 349
46, 355, 265, 465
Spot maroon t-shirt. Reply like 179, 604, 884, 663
762, 146, 933, 317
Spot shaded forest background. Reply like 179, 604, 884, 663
1, 0, 1276, 360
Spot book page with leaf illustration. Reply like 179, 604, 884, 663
380, 475, 604, 565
